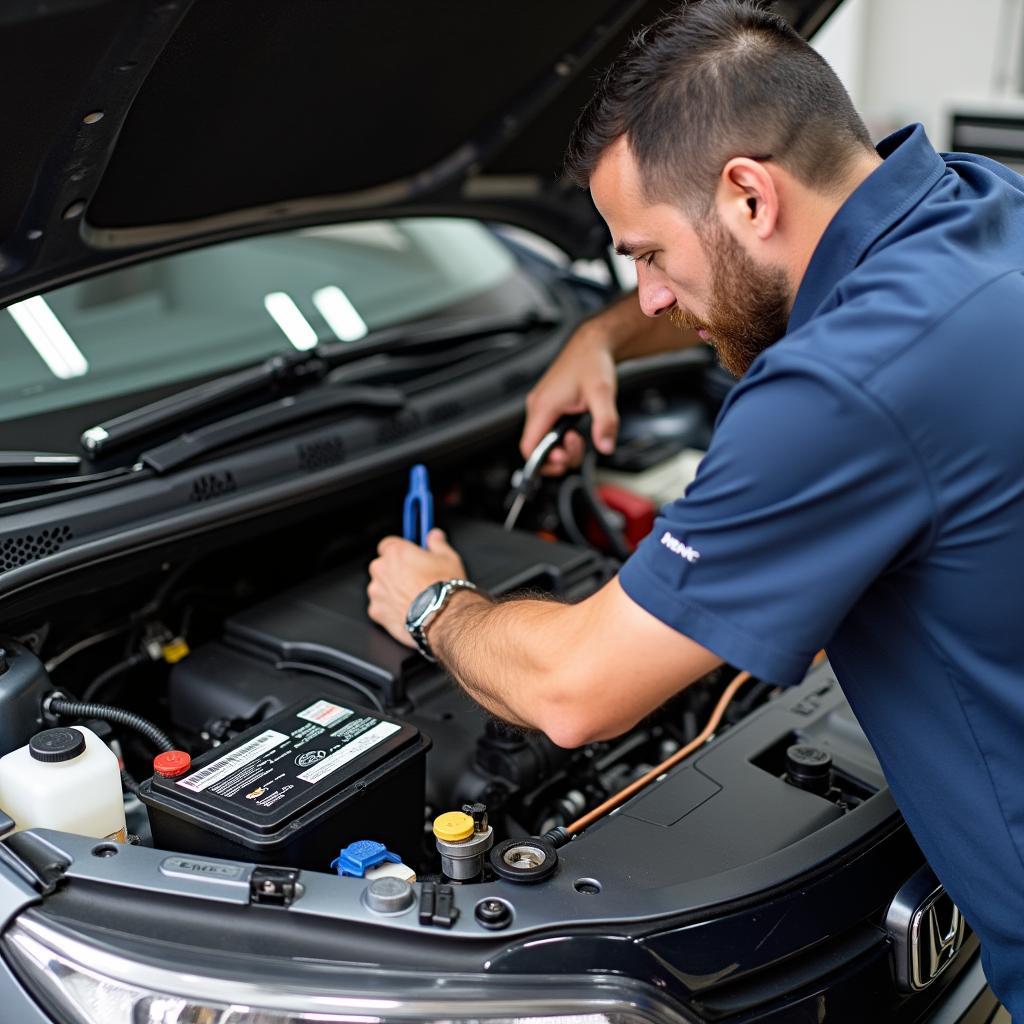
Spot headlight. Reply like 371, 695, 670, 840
3, 914, 689, 1024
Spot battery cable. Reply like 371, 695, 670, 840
566, 651, 829, 835
566, 668, 751, 835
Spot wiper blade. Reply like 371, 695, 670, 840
0, 451, 82, 474
316, 308, 560, 368
0, 464, 140, 502
140, 384, 405, 474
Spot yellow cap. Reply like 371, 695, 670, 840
161, 638, 190, 664
433, 811, 474, 843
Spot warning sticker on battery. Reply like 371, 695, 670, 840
296, 699, 352, 729
296, 720, 401, 783
177, 729, 288, 793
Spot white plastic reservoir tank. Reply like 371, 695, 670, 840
0, 726, 127, 841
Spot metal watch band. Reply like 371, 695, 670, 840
406, 579, 479, 662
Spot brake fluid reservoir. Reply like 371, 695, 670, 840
0, 727, 127, 842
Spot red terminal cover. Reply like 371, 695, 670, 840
153, 750, 192, 778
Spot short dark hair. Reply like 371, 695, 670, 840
564, 0, 873, 214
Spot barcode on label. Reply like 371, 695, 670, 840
177, 730, 288, 793
296, 721, 401, 783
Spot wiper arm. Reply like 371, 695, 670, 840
140, 384, 405, 474
81, 349, 324, 459
81, 308, 558, 460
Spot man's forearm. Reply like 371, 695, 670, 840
428, 590, 579, 737
417, 577, 722, 749
582, 289, 701, 362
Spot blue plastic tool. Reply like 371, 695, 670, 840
330, 840, 403, 878
403, 463, 433, 548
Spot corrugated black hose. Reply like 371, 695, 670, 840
46, 697, 174, 754
46, 695, 175, 797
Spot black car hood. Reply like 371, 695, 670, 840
0, 0, 840, 304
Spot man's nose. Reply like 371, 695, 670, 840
637, 275, 676, 318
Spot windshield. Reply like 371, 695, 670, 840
0, 218, 519, 428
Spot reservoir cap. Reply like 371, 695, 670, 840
330, 839, 401, 878
433, 811, 474, 843
30, 728, 86, 763
785, 744, 833, 796
154, 750, 192, 778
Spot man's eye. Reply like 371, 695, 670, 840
640, 253, 657, 268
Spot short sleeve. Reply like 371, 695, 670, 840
618, 356, 935, 684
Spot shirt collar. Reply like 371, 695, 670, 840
787, 123, 947, 333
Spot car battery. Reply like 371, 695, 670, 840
138, 697, 429, 872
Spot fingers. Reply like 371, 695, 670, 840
520, 394, 562, 461
588, 381, 620, 456
425, 528, 450, 553
540, 431, 585, 477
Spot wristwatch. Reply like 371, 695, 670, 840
405, 579, 480, 661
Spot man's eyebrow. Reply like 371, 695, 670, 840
614, 237, 655, 258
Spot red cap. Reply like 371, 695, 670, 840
153, 750, 191, 778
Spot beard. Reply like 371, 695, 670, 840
669, 217, 791, 378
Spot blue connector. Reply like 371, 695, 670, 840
330, 840, 403, 878
403, 464, 433, 548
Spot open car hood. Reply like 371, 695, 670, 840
0, 0, 841, 304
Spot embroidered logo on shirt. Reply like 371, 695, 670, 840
660, 531, 701, 563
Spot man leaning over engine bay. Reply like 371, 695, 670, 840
368, 0, 1024, 1008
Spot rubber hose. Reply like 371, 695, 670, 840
120, 768, 140, 796
81, 651, 149, 704
47, 697, 174, 753
580, 451, 633, 560
542, 825, 573, 848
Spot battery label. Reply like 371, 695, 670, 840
177, 730, 289, 792
296, 699, 352, 729
296, 721, 401, 783
163, 701, 413, 819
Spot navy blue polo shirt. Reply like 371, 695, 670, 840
619, 124, 1024, 1008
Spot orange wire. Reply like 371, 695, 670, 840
565, 669, 752, 835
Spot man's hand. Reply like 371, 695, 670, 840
520, 290, 701, 476
367, 529, 468, 647
521, 324, 619, 476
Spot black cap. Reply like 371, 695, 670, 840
785, 744, 833, 795
29, 728, 86, 763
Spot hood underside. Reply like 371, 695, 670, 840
0, 0, 841, 303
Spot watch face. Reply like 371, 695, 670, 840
408, 583, 440, 623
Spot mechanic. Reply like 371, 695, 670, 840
368, 0, 1024, 1008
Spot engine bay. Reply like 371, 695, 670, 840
0, 370, 895, 910
0, 508, 889, 899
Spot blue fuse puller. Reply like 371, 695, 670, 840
403, 463, 433, 548
330, 840, 403, 878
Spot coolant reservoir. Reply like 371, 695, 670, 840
0, 727, 127, 841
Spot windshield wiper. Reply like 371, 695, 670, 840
139, 384, 405, 474
80, 349, 323, 459
315, 308, 559, 366
0, 452, 82, 474
80, 309, 558, 460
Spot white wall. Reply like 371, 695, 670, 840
813, 0, 1024, 150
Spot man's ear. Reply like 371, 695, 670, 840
716, 157, 780, 241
